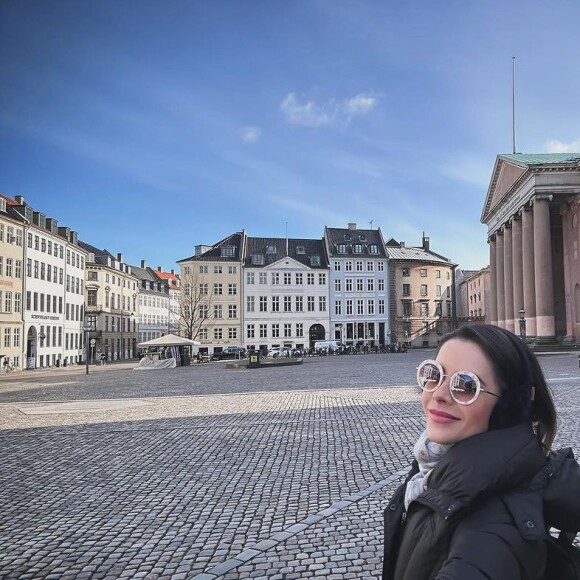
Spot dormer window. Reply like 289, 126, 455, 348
359, 234, 366, 241
353, 244, 363, 254
369, 244, 379, 254
344, 233, 351, 241
310, 255, 321, 266
251, 254, 265, 265
221, 246, 235, 258
337, 244, 347, 254
296, 246, 305, 255
265, 245, 277, 255
0, 199, 6, 212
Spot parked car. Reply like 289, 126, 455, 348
211, 347, 247, 361
268, 347, 292, 358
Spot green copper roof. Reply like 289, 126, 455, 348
499, 153, 580, 165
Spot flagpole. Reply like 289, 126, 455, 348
512, 56, 516, 154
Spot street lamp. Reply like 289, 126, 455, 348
83, 314, 97, 374
519, 309, 526, 340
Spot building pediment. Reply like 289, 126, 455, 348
481, 157, 527, 224
263, 256, 309, 271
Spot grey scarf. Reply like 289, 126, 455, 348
404, 430, 453, 510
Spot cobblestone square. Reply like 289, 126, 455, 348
0, 352, 578, 579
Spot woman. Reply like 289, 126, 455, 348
383, 324, 580, 579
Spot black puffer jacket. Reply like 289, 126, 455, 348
383, 423, 580, 580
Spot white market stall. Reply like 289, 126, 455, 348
134, 334, 201, 370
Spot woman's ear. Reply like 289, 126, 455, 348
531, 386, 536, 401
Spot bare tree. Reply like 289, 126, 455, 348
176, 269, 216, 340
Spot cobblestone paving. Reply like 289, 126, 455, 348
0, 354, 579, 579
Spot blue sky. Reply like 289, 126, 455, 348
1, 1, 579, 272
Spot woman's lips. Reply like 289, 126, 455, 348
428, 409, 460, 423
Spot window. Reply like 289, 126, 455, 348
436, 270, 441, 278
247, 296, 255, 312
284, 296, 292, 312
228, 283, 237, 295
421, 302, 428, 317
335, 300, 342, 315
284, 273, 291, 285
435, 302, 442, 316
296, 246, 305, 255
4, 291, 11, 312
346, 300, 353, 315
319, 296, 326, 311
368, 299, 375, 315
266, 245, 277, 255
403, 284, 411, 297
378, 299, 385, 315
356, 261, 363, 272
367, 261, 374, 272
272, 273, 280, 285
367, 279, 374, 292
357, 299, 364, 315
310, 255, 321, 266
228, 328, 237, 339
421, 284, 428, 297
436, 285, 441, 297
199, 305, 208, 319
199, 328, 208, 340
214, 305, 223, 319
295, 296, 303, 312
214, 328, 223, 340
420, 269, 427, 277
334, 261, 341, 271
14, 293, 21, 313
402, 268, 410, 277
247, 272, 255, 284
318, 273, 326, 285
259, 296, 268, 312
356, 279, 363, 292
272, 324, 280, 338
403, 301, 411, 316
345, 261, 353, 272
4, 328, 10, 348
228, 305, 237, 319
272, 296, 280, 312
377, 262, 384, 271
200, 283, 208, 295
346, 279, 353, 292
295, 273, 303, 285
247, 325, 255, 338
251, 254, 265, 266
369, 244, 379, 254
378, 279, 385, 292
199, 265, 208, 274
213, 283, 223, 295
307, 273, 314, 285
259, 272, 267, 284
337, 244, 347, 254
284, 323, 292, 338
353, 244, 363, 254
296, 323, 303, 338
15, 260, 21, 279
307, 296, 315, 311
259, 324, 267, 338
334, 279, 342, 292
88, 290, 98, 307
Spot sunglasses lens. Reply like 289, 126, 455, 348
418, 362, 441, 391
450, 372, 479, 404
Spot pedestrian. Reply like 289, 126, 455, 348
100, 353, 106, 366
383, 323, 580, 579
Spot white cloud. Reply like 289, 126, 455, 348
438, 154, 493, 188
279, 92, 377, 127
240, 126, 262, 143
546, 138, 580, 153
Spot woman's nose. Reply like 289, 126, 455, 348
433, 376, 453, 402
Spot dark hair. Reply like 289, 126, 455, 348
438, 324, 557, 451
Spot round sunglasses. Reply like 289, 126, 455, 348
416, 359, 502, 405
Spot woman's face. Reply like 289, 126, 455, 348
421, 338, 502, 445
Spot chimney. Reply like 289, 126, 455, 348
157, 266, 163, 273
140, 259, 146, 268
15, 195, 25, 205
170, 269, 175, 275
117, 252, 123, 263
422, 233, 430, 252
348, 222, 357, 231
400, 241, 405, 248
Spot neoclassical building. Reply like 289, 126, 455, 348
482, 153, 580, 343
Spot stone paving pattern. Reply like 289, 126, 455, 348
0, 352, 579, 579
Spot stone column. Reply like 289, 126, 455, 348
489, 236, 498, 326
521, 205, 537, 337
503, 222, 515, 333
533, 195, 556, 339
512, 215, 524, 331
496, 229, 506, 328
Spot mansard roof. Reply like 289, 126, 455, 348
324, 226, 387, 258
481, 152, 580, 225
244, 237, 328, 269
177, 231, 244, 263
385, 240, 454, 265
